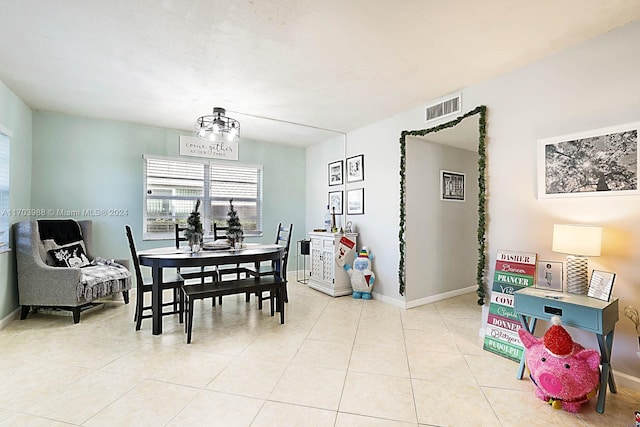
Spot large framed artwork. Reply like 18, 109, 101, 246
538, 122, 640, 198
440, 170, 465, 201
328, 160, 343, 186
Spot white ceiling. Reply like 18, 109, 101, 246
1, 0, 639, 147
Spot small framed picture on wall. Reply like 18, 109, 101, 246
347, 188, 364, 215
535, 261, 563, 292
440, 170, 465, 201
328, 190, 343, 215
346, 154, 364, 182
328, 160, 343, 186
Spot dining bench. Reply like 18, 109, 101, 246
182, 276, 285, 343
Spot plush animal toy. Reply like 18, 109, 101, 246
344, 247, 375, 299
518, 316, 600, 413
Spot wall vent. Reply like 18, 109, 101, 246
425, 93, 462, 123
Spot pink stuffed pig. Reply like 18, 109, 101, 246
518, 316, 600, 413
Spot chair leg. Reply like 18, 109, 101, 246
20, 305, 31, 320
187, 298, 195, 344
178, 288, 184, 324
122, 290, 130, 304
72, 307, 81, 324
245, 292, 250, 302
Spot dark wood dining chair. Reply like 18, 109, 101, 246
246, 223, 293, 308
125, 225, 184, 331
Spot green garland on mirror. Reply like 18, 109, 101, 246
398, 105, 487, 305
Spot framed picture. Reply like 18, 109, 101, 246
535, 261, 563, 292
328, 190, 343, 215
328, 160, 343, 186
346, 154, 364, 182
538, 121, 640, 198
347, 188, 364, 215
587, 270, 616, 302
440, 170, 465, 201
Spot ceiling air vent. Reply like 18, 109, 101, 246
425, 93, 462, 123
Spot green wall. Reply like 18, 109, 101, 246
0, 81, 33, 320
31, 112, 306, 266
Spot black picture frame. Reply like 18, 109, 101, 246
347, 188, 364, 215
328, 160, 343, 186
328, 190, 343, 215
346, 154, 364, 183
440, 170, 465, 201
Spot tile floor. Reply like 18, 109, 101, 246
0, 282, 638, 426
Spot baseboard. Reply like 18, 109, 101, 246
0, 307, 21, 330
403, 285, 477, 309
371, 291, 405, 308
610, 371, 640, 392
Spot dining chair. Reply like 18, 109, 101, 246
214, 223, 246, 281
247, 223, 293, 308
174, 223, 219, 303
125, 225, 184, 331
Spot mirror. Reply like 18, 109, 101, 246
399, 106, 487, 305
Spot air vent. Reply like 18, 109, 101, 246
425, 93, 462, 123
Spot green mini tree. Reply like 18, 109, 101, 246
184, 199, 203, 242
226, 198, 243, 243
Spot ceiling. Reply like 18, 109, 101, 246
1, 1, 639, 147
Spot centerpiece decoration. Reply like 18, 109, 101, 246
226, 198, 244, 248
185, 199, 203, 252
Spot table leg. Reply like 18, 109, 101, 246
595, 330, 617, 414
151, 265, 162, 335
517, 315, 536, 380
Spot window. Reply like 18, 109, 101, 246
143, 155, 263, 239
0, 128, 9, 252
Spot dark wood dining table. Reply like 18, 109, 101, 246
137, 244, 284, 335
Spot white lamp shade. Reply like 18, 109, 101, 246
552, 224, 602, 256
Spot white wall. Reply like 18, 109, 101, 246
405, 138, 478, 303
306, 19, 640, 382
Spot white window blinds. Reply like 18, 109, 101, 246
143, 156, 263, 239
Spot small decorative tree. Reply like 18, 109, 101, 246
184, 199, 203, 246
226, 198, 243, 245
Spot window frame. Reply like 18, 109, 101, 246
0, 124, 11, 253
143, 155, 263, 241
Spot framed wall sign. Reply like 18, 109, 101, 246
538, 122, 640, 198
440, 170, 465, 201
346, 154, 364, 182
328, 190, 343, 215
535, 261, 563, 292
328, 160, 343, 186
347, 188, 364, 215
587, 270, 616, 301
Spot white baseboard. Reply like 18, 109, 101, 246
403, 285, 477, 309
611, 371, 640, 392
0, 307, 20, 330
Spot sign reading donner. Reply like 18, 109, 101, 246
179, 136, 239, 161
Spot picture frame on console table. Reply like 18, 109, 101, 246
538, 121, 640, 199
535, 261, 563, 292
587, 270, 616, 302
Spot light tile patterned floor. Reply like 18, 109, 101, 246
0, 282, 638, 426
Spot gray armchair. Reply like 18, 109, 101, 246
15, 219, 131, 323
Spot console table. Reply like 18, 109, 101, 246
513, 287, 619, 414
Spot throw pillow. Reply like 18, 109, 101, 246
42, 239, 88, 266
48, 243, 91, 268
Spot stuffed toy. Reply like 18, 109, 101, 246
344, 247, 375, 299
518, 316, 600, 413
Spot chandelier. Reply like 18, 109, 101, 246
194, 107, 240, 143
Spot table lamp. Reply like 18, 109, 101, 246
552, 224, 602, 295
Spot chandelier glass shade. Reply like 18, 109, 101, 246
194, 107, 240, 143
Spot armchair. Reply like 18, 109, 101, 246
15, 219, 131, 323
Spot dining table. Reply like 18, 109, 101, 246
137, 243, 284, 335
